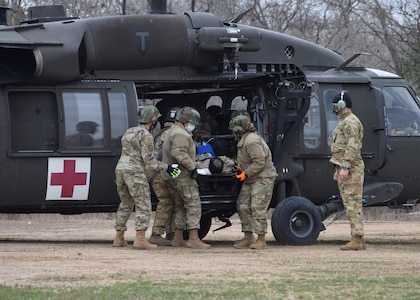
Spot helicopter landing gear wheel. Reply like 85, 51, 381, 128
271, 196, 322, 245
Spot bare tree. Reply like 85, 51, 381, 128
351, 0, 420, 89
1, 0, 27, 24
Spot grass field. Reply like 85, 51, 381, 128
1, 208, 420, 299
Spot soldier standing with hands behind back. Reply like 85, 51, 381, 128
330, 91, 366, 251
113, 105, 180, 250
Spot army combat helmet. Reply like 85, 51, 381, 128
230, 110, 250, 120
137, 105, 161, 124
228, 114, 256, 136
176, 106, 201, 125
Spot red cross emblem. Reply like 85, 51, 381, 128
46, 157, 91, 200
50, 160, 88, 197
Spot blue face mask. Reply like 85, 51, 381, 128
185, 123, 196, 132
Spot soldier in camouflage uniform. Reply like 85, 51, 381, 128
113, 105, 181, 250
161, 106, 211, 249
147, 107, 180, 246
228, 115, 277, 250
330, 91, 366, 251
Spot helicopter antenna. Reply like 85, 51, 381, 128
224, 7, 253, 25
122, 0, 126, 15
335, 52, 371, 71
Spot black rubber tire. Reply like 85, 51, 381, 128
271, 196, 322, 245
198, 215, 212, 239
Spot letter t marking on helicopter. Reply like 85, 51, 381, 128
135, 30, 150, 55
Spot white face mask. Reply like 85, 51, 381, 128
185, 123, 196, 132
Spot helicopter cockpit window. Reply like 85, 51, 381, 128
384, 86, 420, 136
63, 92, 104, 148
303, 97, 321, 149
9, 91, 58, 152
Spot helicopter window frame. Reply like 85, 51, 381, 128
108, 91, 128, 149
62, 91, 105, 149
8, 90, 59, 154
383, 86, 420, 137
303, 97, 321, 149
302, 88, 340, 151
323, 89, 340, 146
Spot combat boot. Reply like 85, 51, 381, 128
186, 229, 211, 249
250, 234, 267, 250
112, 230, 128, 247
233, 231, 253, 249
133, 230, 157, 250
149, 234, 172, 246
361, 236, 367, 249
340, 235, 366, 251
171, 229, 186, 247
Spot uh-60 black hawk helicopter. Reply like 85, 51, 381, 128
1, 0, 419, 245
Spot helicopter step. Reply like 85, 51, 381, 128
362, 182, 404, 207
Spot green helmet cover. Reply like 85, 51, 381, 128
176, 106, 201, 125
138, 105, 161, 124
228, 114, 253, 134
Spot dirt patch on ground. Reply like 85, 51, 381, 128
1, 211, 420, 288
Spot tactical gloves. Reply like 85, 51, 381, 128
166, 164, 181, 178
235, 168, 247, 181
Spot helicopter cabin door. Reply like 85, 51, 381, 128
297, 81, 383, 203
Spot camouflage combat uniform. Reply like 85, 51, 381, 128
161, 124, 201, 230
147, 123, 175, 236
330, 110, 365, 238
236, 131, 277, 235
115, 124, 166, 231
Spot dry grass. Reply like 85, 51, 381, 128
1, 210, 420, 299
1, 205, 419, 221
